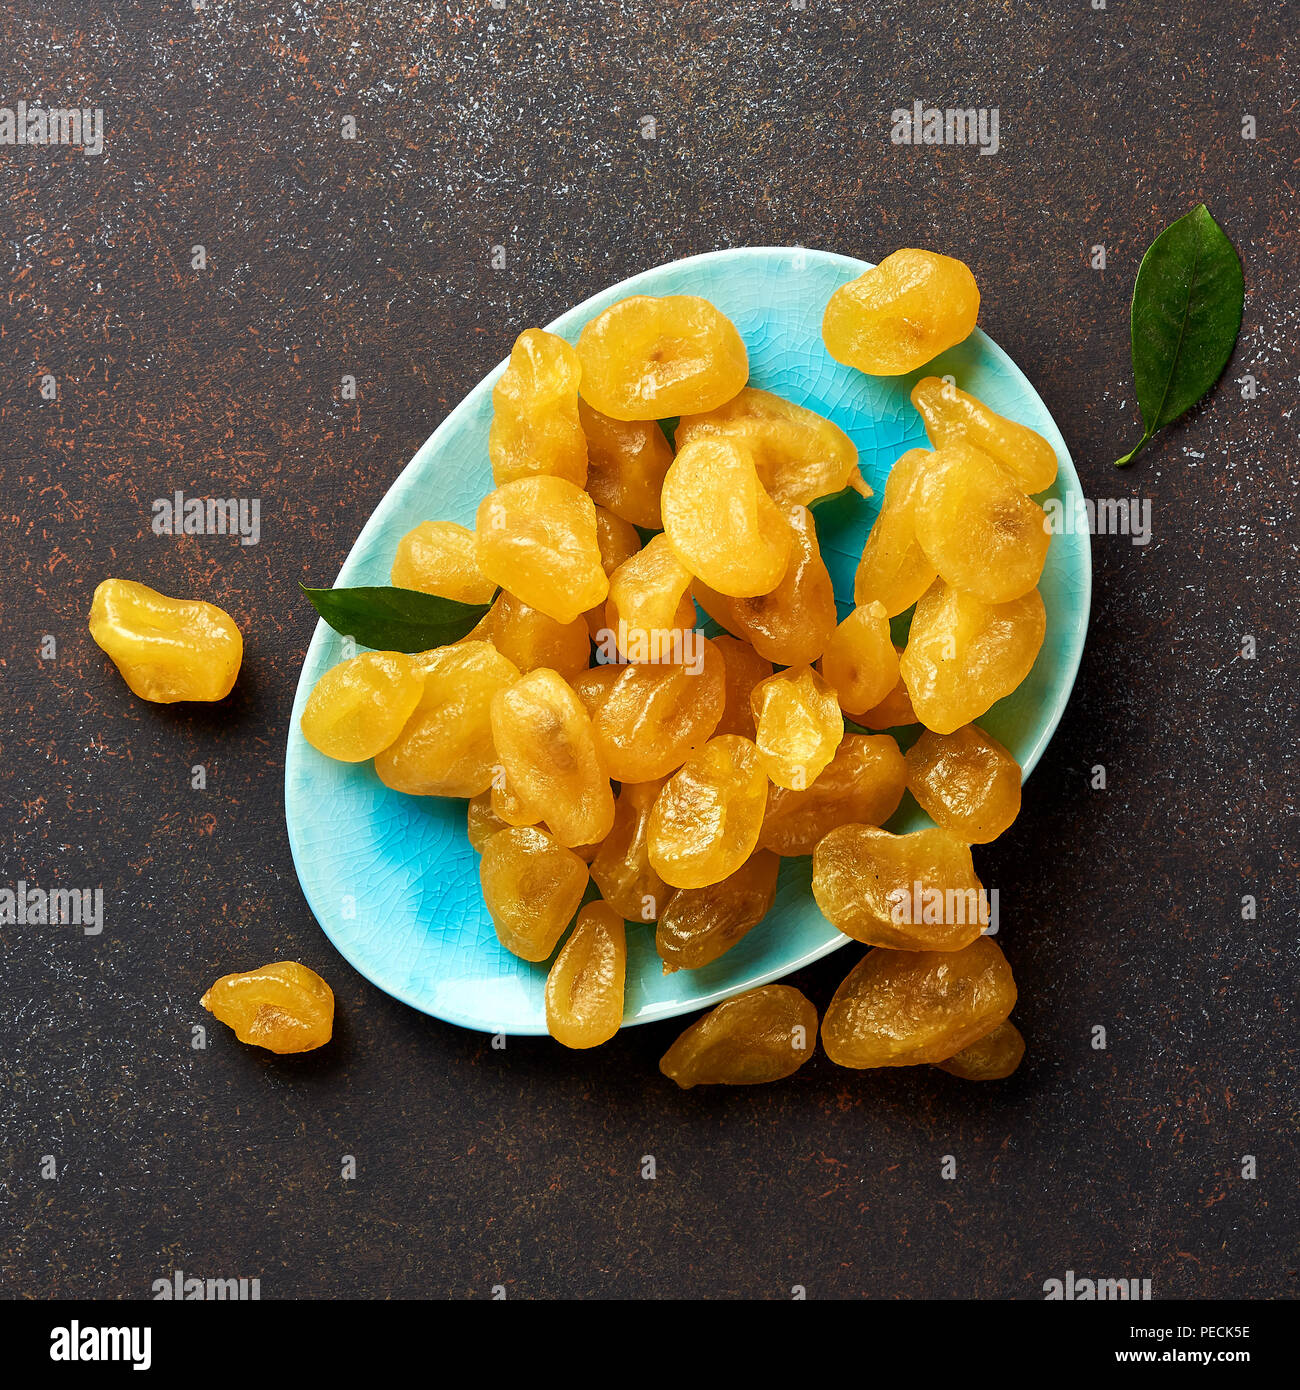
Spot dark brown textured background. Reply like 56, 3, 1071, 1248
1, 0, 1296, 1300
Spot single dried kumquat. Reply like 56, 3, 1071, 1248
489, 328, 588, 487
545, 900, 626, 1049
89, 578, 243, 704
576, 294, 748, 421
300, 650, 424, 762
821, 937, 1017, 1069
660, 984, 818, 1088
201, 961, 334, 1055
479, 825, 589, 961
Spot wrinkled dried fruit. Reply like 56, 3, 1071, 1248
712, 635, 774, 739
375, 642, 520, 797
300, 650, 424, 762
648, 735, 768, 889
572, 639, 724, 782
576, 294, 748, 420
490, 668, 615, 847
853, 449, 938, 616
202, 961, 334, 1054
479, 825, 588, 960
760, 733, 906, 856
656, 850, 779, 972
901, 580, 1046, 735
590, 780, 670, 922
823, 249, 980, 375
937, 1020, 1025, 1080
694, 505, 837, 666
579, 399, 674, 529
490, 768, 541, 829
585, 505, 645, 638
819, 602, 899, 717
813, 823, 987, 950
660, 984, 818, 1087
912, 376, 1057, 494
489, 328, 587, 487
467, 790, 511, 850
661, 437, 793, 598
545, 900, 626, 1049
89, 578, 243, 704
475, 476, 607, 626
821, 937, 1016, 1068
476, 589, 591, 680
857, 646, 917, 730
913, 442, 1049, 603
602, 534, 697, 662
905, 724, 1022, 844
675, 387, 868, 506
390, 520, 498, 604
750, 664, 844, 790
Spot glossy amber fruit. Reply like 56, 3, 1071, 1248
545, 900, 626, 1049
813, 824, 987, 950
572, 639, 724, 782
585, 505, 645, 639
750, 664, 844, 790
490, 768, 541, 829
489, 328, 588, 487
579, 399, 674, 529
661, 436, 793, 598
913, 442, 1049, 603
479, 825, 588, 961
760, 733, 906, 856
853, 449, 937, 616
476, 590, 591, 680
819, 602, 899, 717
822, 249, 980, 375
857, 646, 917, 730
937, 1020, 1025, 1080
675, 387, 868, 506
901, 581, 1046, 734
905, 724, 1022, 844
467, 790, 511, 850
300, 650, 424, 762
590, 780, 670, 922
391, 520, 497, 605
712, 635, 774, 739
89, 578, 243, 704
656, 850, 779, 972
490, 668, 616, 847
821, 937, 1016, 1068
602, 534, 697, 662
374, 642, 520, 797
660, 984, 818, 1088
391, 520, 498, 604
475, 476, 608, 626
648, 735, 768, 889
694, 505, 837, 666
912, 376, 1057, 494
576, 294, 748, 420
201, 961, 334, 1054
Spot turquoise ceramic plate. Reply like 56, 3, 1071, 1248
285, 247, 1090, 1035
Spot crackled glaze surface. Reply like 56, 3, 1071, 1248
284, 248, 1090, 1034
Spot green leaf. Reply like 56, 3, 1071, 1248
301, 584, 491, 653
1114, 204, 1244, 466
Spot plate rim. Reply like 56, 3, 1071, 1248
284, 244, 1092, 1034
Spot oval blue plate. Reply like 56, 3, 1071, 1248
285, 247, 1090, 1035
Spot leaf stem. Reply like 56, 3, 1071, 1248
1112, 431, 1151, 468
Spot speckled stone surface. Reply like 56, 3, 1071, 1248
1, 0, 1296, 1300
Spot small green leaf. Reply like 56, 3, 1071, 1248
301, 584, 491, 653
1114, 204, 1244, 466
